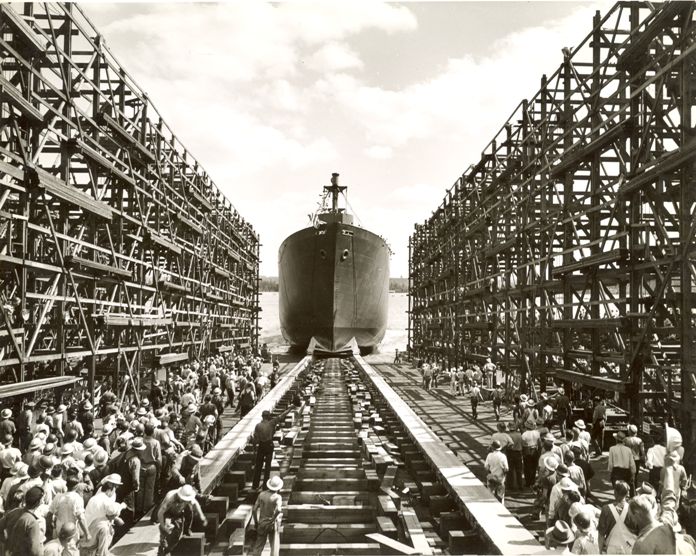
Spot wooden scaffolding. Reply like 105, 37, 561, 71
0, 3, 260, 402
409, 1, 696, 457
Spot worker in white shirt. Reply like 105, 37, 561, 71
485, 440, 509, 505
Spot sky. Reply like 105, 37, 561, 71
81, 1, 613, 278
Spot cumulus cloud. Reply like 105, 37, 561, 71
365, 145, 393, 160
308, 43, 364, 73
82, 1, 612, 276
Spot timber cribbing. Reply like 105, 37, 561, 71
408, 1, 696, 457
0, 3, 260, 400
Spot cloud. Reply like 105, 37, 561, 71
81, 1, 612, 276
365, 145, 393, 160
312, 4, 604, 157
308, 43, 364, 73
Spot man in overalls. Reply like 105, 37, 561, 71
250, 476, 283, 556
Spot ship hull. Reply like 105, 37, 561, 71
278, 222, 389, 353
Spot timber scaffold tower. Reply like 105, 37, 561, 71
0, 3, 260, 402
409, 1, 696, 462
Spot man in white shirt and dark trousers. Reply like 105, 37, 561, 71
485, 440, 509, 505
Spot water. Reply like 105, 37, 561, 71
259, 291, 409, 359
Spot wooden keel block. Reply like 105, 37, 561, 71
204, 495, 229, 521
429, 494, 455, 517
171, 532, 205, 556
449, 529, 479, 553
420, 482, 446, 503
226, 527, 246, 555
377, 516, 399, 540
212, 482, 237, 501
438, 511, 465, 538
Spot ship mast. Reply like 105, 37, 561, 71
324, 173, 346, 212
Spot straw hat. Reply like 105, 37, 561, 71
526, 399, 536, 408
0, 409, 11, 419
189, 444, 203, 460
519, 394, 528, 403
177, 484, 197, 501
101, 473, 123, 486
130, 438, 145, 451
94, 450, 109, 466
627, 424, 638, 435
267, 476, 283, 491
57, 404, 67, 413
574, 419, 586, 430
544, 457, 560, 472
82, 401, 93, 411
28, 438, 43, 451
614, 431, 626, 442
546, 521, 574, 546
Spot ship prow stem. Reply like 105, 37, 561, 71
306, 336, 359, 357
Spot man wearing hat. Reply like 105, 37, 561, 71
0, 434, 21, 483
574, 419, 591, 447
624, 424, 645, 491
555, 387, 571, 436
23, 437, 43, 468
53, 404, 67, 445
138, 423, 162, 516
116, 437, 145, 524
590, 398, 607, 456
0, 409, 15, 447
18, 401, 34, 451
88, 449, 110, 490
521, 421, 541, 488
0, 462, 28, 514
538, 433, 563, 477
250, 476, 283, 556
150, 380, 164, 411
538, 457, 559, 523
78, 400, 95, 440
485, 440, 508, 504
545, 520, 575, 551
251, 405, 294, 491
608, 431, 635, 492
170, 444, 203, 492
157, 484, 207, 556
0, 485, 45, 555
84, 474, 123, 530
81, 499, 122, 556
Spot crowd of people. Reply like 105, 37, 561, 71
416, 358, 696, 554
0, 351, 278, 556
